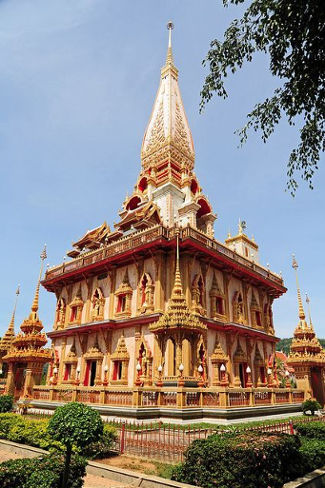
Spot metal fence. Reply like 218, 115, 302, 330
111, 416, 324, 463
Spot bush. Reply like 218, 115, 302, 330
302, 399, 322, 415
0, 452, 86, 488
172, 432, 302, 488
0, 413, 25, 438
0, 395, 13, 413
48, 402, 104, 488
0, 414, 64, 452
294, 421, 325, 440
299, 438, 325, 472
0, 411, 116, 458
83, 423, 117, 459
47, 402, 103, 449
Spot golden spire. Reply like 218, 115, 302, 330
30, 245, 47, 318
305, 294, 314, 329
165, 21, 174, 66
0, 286, 20, 353
171, 228, 184, 299
141, 21, 194, 172
292, 254, 306, 322
8, 285, 20, 334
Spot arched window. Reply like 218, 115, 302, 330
138, 177, 148, 193
126, 196, 141, 210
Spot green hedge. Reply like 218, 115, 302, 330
299, 437, 325, 472
293, 421, 325, 440
0, 413, 116, 458
0, 395, 13, 413
172, 432, 302, 488
0, 452, 86, 488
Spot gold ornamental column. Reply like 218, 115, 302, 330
108, 267, 117, 319
5, 363, 15, 395
58, 338, 67, 384
23, 365, 33, 397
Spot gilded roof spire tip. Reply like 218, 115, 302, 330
171, 227, 184, 298
9, 285, 20, 332
305, 293, 314, 329
291, 254, 306, 322
31, 244, 47, 315
165, 20, 175, 66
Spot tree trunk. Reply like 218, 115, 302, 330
62, 442, 72, 488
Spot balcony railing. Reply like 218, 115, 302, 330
44, 224, 283, 288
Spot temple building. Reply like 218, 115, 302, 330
287, 256, 325, 405
1, 23, 312, 420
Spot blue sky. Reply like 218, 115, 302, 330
0, 0, 324, 340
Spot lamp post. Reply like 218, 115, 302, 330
156, 364, 163, 387
135, 362, 142, 386
246, 365, 253, 388
53, 366, 58, 385
220, 363, 229, 387
103, 365, 109, 386
285, 370, 291, 389
178, 363, 185, 387
197, 363, 205, 387
75, 366, 80, 386
267, 367, 273, 388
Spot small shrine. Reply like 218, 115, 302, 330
3, 248, 52, 399
287, 256, 325, 405
0, 287, 20, 390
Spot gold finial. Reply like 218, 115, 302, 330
291, 254, 305, 321
166, 21, 174, 66
31, 245, 47, 315
171, 227, 184, 297
238, 219, 246, 235
7, 285, 20, 334
305, 294, 313, 328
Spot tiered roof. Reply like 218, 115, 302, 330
288, 256, 325, 366
3, 249, 51, 364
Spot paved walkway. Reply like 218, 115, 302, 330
0, 447, 124, 488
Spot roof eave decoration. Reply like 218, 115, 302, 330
111, 334, 130, 361
72, 222, 111, 251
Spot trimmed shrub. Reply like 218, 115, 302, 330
48, 402, 104, 487
0, 452, 86, 488
0, 411, 116, 458
0, 413, 25, 438
302, 399, 322, 415
47, 402, 103, 449
172, 432, 302, 488
294, 421, 325, 440
299, 437, 325, 472
0, 395, 13, 413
